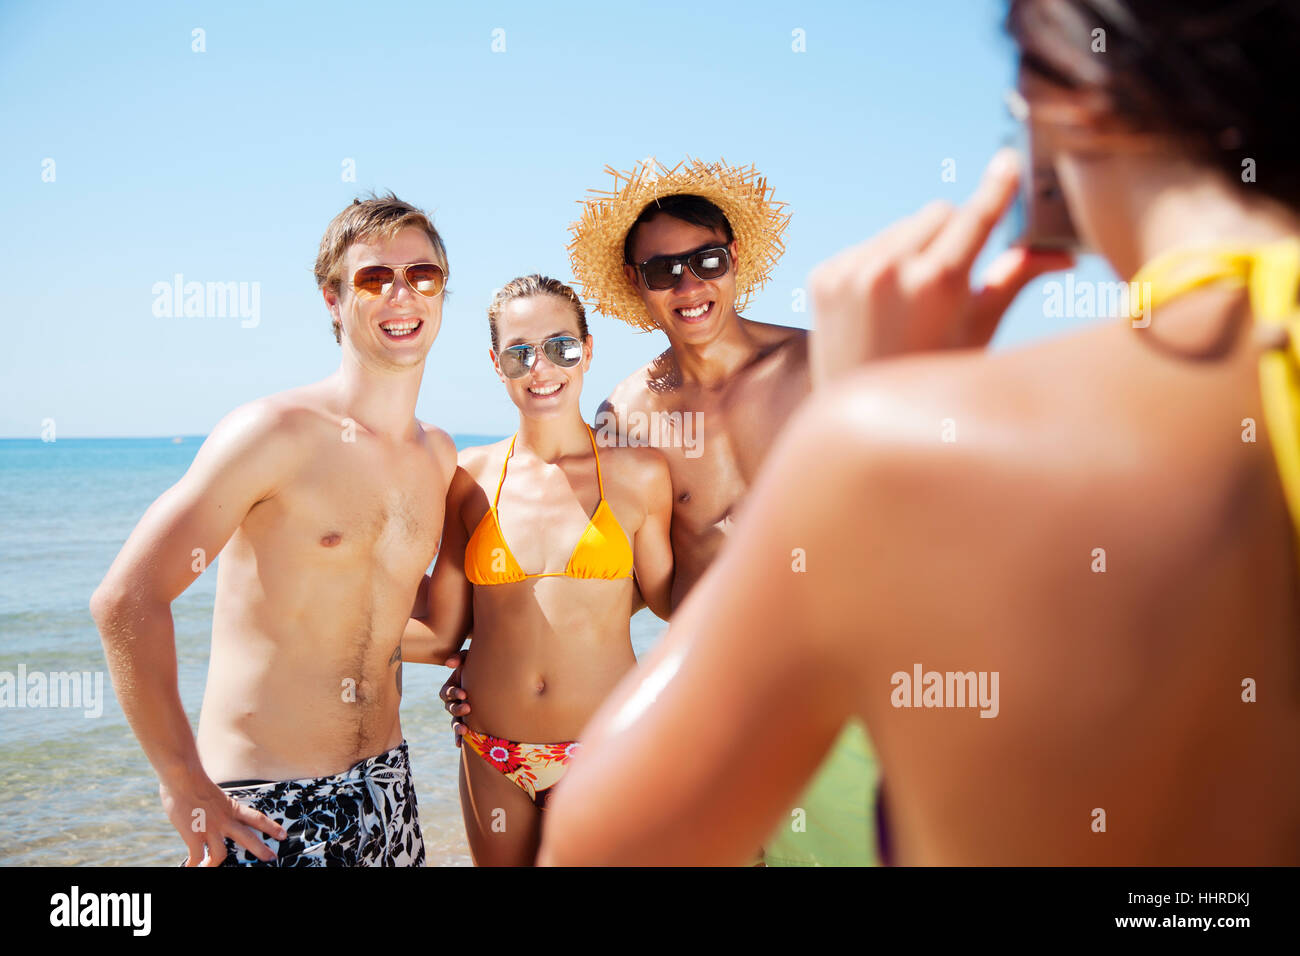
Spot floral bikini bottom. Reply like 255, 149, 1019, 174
461, 728, 582, 809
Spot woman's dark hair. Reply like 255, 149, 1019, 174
622, 194, 735, 264
1006, 0, 1300, 210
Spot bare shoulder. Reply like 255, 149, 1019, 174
744, 317, 808, 347
780, 322, 1163, 556
817, 288, 1255, 482
599, 346, 678, 419
417, 422, 459, 480
802, 323, 1220, 658
814, 332, 1098, 474
239, 380, 388, 443
456, 437, 512, 485
744, 318, 809, 363
173, 389, 334, 506
598, 441, 672, 489
199, 389, 323, 465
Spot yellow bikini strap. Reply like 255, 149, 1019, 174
1249, 238, 1300, 348
585, 424, 606, 499
1133, 242, 1266, 309
1134, 239, 1300, 549
494, 433, 518, 510
1133, 238, 1300, 344
1248, 242, 1300, 547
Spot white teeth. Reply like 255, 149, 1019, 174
529, 383, 562, 396
381, 319, 419, 337
678, 303, 710, 318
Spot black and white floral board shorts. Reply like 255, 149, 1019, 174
207, 740, 425, 867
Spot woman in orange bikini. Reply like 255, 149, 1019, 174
404, 274, 674, 865
540, 0, 1300, 864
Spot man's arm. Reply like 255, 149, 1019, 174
599, 379, 661, 619
90, 400, 296, 865
403, 465, 474, 664
539, 396, 870, 865
631, 450, 674, 621
402, 572, 439, 661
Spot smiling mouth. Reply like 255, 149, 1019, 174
674, 301, 714, 323
528, 381, 565, 397
379, 319, 422, 340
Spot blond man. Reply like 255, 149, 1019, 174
92, 194, 457, 866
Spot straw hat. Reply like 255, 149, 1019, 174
567, 157, 791, 332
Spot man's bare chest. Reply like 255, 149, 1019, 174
247, 448, 445, 576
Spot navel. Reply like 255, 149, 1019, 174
320, 531, 343, 547
678, 491, 692, 504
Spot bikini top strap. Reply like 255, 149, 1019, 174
1139, 240, 1300, 355
1134, 243, 1256, 309
586, 424, 605, 499
1250, 238, 1300, 338
494, 433, 518, 510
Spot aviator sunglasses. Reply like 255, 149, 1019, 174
352, 262, 448, 298
635, 244, 731, 291
498, 335, 585, 379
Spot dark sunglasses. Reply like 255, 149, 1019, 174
498, 335, 584, 379
352, 262, 447, 298
635, 245, 731, 291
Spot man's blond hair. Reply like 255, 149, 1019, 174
314, 192, 449, 344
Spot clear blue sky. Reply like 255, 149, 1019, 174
0, 0, 1114, 438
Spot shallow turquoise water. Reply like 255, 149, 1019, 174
0, 437, 666, 866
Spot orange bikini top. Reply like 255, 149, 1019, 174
464, 426, 635, 586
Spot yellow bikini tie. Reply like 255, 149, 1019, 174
1131, 238, 1300, 554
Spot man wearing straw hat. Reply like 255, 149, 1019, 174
571, 159, 810, 601
569, 157, 876, 866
